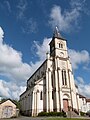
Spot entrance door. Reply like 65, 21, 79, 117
2, 106, 13, 118
63, 99, 68, 112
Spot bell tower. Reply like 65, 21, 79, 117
49, 27, 68, 58
48, 27, 78, 112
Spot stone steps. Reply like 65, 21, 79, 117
67, 111, 79, 118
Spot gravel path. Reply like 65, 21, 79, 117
1, 116, 47, 120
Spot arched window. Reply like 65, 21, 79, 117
59, 43, 61, 48
61, 44, 63, 48
40, 91, 43, 100
59, 43, 63, 48
62, 70, 67, 85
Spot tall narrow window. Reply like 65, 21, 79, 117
64, 71, 67, 85
61, 44, 63, 48
52, 91, 54, 99
40, 91, 43, 100
51, 74, 54, 87
62, 70, 67, 86
59, 43, 61, 48
62, 70, 64, 85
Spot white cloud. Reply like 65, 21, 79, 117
22, 18, 38, 34
68, 49, 90, 69
0, 80, 10, 98
0, 79, 26, 99
4, 1, 11, 13
76, 76, 84, 84
29, 38, 51, 74
0, 27, 32, 99
49, 0, 86, 32
0, 27, 31, 83
0, 1, 11, 14
76, 76, 90, 98
34, 38, 51, 60
17, 1, 38, 34
0, 27, 50, 99
17, 0, 27, 19
6, 81, 26, 100
0, 27, 4, 43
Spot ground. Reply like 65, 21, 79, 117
1, 116, 90, 120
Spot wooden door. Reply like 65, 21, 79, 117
2, 106, 13, 118
63, 99, 68, 112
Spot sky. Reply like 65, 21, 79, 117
0, 0, 90, 100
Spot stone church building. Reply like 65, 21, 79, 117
20, 27, 84, 116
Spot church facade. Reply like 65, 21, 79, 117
20, 27, 80, 116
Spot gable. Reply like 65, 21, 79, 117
0, 100, 16, 108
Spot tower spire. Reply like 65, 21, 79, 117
53, 26, 61, 38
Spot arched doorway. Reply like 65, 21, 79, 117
63, 94, 70, 112
63, 99, 68, 112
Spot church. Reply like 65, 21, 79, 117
20, 27, 89, 116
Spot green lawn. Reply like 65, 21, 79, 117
46, 118, 90, 120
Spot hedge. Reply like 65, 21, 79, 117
38, 111, 67, 117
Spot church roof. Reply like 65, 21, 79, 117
79, 94, 86, 98
86, 99, 90, 102
75, 84, 78, 88
27, 60, 47, 82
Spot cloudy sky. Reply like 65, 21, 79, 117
0, 0, 90, 100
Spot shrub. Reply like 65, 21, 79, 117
48, 112, 55, 116
80, 111, 86, 116
38, 111, 67, 117
38, 112, 47, 116
47, 112, 62, 116
62, 111, 67, 117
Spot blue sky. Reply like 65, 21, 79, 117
0, 0, 90, 99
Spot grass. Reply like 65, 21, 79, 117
46, 118, 90, 120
